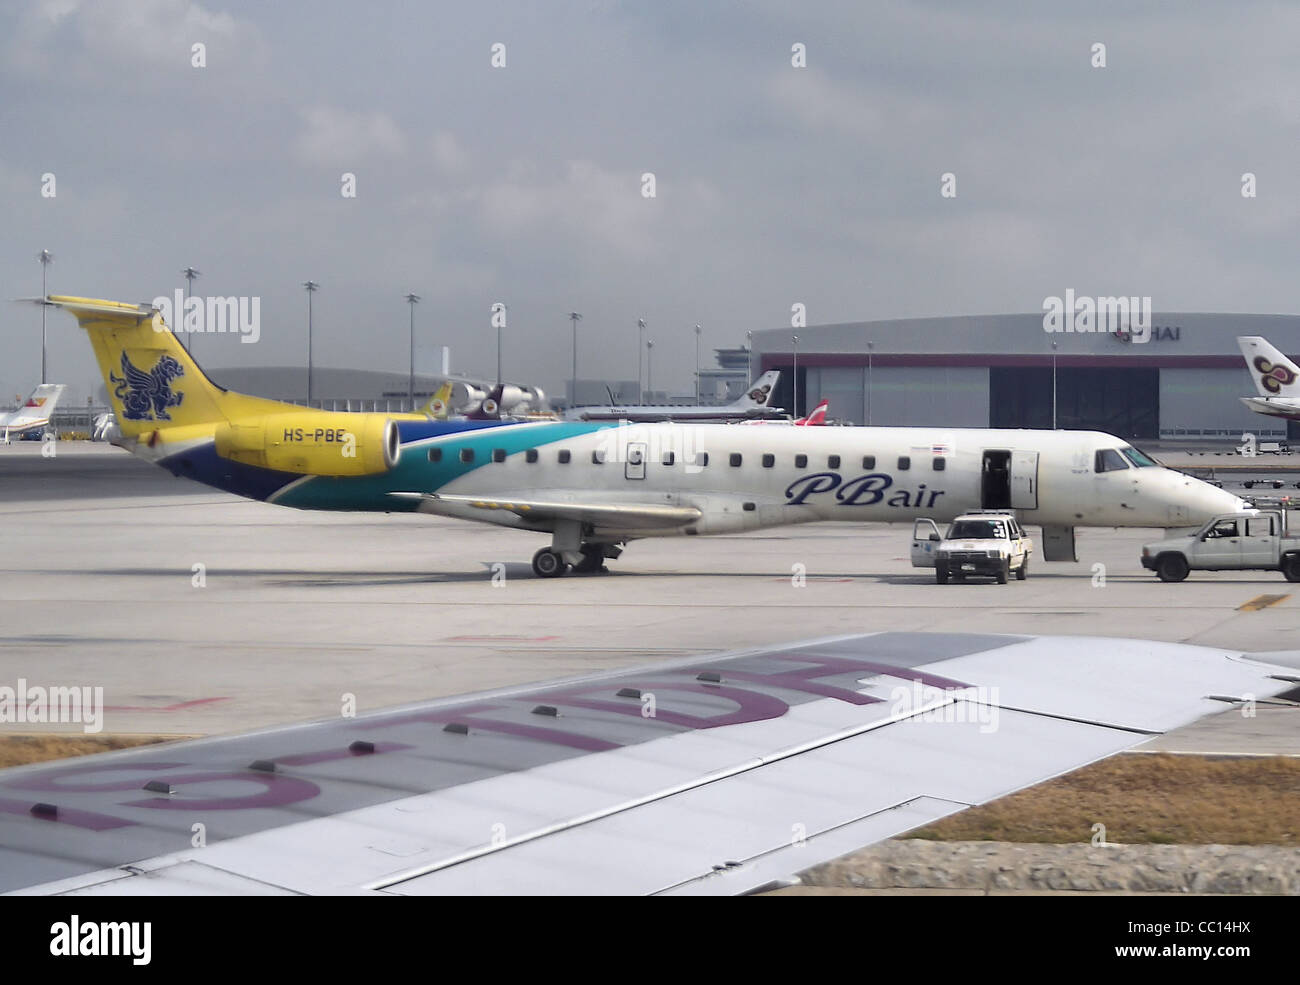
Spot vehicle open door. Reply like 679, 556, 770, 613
910, 518, 941, 567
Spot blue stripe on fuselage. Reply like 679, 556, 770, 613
153, 419, 611, 509
157, 442, 304, 501
271, 419, 612, 511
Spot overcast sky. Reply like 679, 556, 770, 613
3, 0, 1298, 404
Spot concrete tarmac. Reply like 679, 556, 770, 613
0, 443, 1296, 754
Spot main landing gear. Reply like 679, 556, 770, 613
530, 520, 623, 578
531, 544, 621, 578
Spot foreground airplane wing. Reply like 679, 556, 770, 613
1, 632, 1295, 896
395, 491, 702, 529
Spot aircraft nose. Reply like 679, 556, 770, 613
1166, 471, 1247, 523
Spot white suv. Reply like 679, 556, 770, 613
911, 512, 1033, 585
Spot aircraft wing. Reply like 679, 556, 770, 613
1, 632, 1295, 896
393, 491, 702, 529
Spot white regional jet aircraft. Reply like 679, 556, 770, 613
1237, 336, 1300, 422
44, 296, 1244, 578
0, 383, 65, 442
415, 425, 1244, 573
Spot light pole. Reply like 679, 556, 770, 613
493, 302, 507, 385
866, 340, 873, 426
694, 324, 702, 403
568, 311, 582, 407
38, 250, 52, 383
637, 318, 646, 403
1051, 340, 1058, 430
303, 281, 319, 406
792, 334, 800, 418
746, 330, 753, 385
646, 338, 654, 395
181, 266, 200, 354
405, 293, 420, 411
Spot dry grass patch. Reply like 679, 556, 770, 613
909, 753, 1300, 845
0, 734, 185, 769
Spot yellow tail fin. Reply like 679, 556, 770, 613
422, 381, 453, 419
47, 296, 287, 439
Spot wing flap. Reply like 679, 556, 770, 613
395, 491, 702, 529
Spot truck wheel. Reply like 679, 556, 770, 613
1156, 554, 1189, 583
1016, 556, 1029, 581
996, 559, 1009, 584
936, 566, 949, 585
1282, 555, 1300, 583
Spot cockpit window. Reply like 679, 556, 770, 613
947, 519, 1006, 539
1095, 449, 1130, 473
1120, 446, 1157, 468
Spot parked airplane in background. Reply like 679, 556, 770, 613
743, 397, 828, 426
0, 383, 65, 442
1238, 336, 1300, 422
565, 370, 783, 422
447, 380, 548, 419
45, 296, 1244, 578
796, 398, 828, 426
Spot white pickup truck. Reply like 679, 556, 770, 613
1141, 509, 1300, 582
911, 512, 1033, 585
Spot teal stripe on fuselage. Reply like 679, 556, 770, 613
270, 419, 613, 511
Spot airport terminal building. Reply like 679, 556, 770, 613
752, 312, 1300, 441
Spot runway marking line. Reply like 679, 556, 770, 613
1237, 594, 1290, 612
768, 577, 855, 583
104, 697, 231, 713
443, 635, 560, 642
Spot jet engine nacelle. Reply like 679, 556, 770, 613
449, 383, 486, 412
214, 412, 400, 476
495, 384, 526, 412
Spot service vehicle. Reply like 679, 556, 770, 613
1141, 509, 1300, 582
911, 511, 1033, 585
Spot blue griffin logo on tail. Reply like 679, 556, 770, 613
109, 352, 185, 421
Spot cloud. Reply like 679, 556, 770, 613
428, 131, 469, 174
4, 0, 261, 77
294, 105, 408, 164
475, 159, 717, 259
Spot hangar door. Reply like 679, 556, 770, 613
990, 367, 1159, 440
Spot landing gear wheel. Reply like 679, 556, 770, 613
531, 548, 569, 578
1282, 555, 1300, 583
1016, 556, 1029, 581
1156, 554, 1189, 583
996, 559, 1009, 584
573, 545, 608, 574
